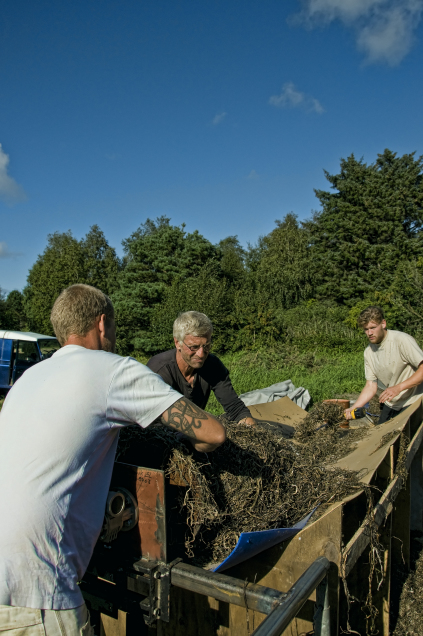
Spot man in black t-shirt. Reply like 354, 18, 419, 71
147, 311, 256, 425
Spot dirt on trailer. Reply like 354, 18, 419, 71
117, 401, 367, 567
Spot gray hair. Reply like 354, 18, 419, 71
173, 311, 213, 343
51, 284, 114, 346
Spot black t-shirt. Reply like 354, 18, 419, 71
147, 349, 251, 422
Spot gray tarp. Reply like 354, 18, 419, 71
240, 380, 311, 410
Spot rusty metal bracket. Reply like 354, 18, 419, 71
130, 557, 182, 625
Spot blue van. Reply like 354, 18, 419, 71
0, 331, 60, 391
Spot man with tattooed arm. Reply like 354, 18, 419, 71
0, 284, 225, 635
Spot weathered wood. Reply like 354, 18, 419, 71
372, 514, 392, 636
228, 502, 344, 636
343, 418, 423, 577
100, 610, 127, 636
393, 421, 411, 569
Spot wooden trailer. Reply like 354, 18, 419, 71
81, 397, 423, 636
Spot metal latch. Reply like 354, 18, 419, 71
129, 558, 182, 625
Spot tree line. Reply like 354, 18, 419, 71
2, 148, 423, 355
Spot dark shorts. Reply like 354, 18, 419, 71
378, 403, 404, 425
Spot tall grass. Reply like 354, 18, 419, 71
206, 348, 365, 415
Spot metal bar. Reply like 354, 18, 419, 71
171, 562, 287, 615
314, 576, 331, 636
251, 556, 330, 636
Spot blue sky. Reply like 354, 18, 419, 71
1, 0, 423, 292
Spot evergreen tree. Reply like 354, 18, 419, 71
81, 225, 121, 296
24, 231, 85, 334
147, 264, 234, 353
24, 227, 120, 334
4, 290, 27, 331
254, 213, 315, 309
217, 236, 246, 282
306, 149, 423, 302
112, 217, 218, 354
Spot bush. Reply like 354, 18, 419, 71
280, 301, 365, 352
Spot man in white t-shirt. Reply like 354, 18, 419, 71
345, 306, 423, 424
0, 284, 225, 635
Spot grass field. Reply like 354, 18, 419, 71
204, 348, 365, 415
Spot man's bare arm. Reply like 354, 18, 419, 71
379, 361, 423, 403
345, 380, 378, 420
160, 398, 226, 452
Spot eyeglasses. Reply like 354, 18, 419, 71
182, 341, 212, 354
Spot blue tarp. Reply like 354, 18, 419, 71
212, 509, 316, 573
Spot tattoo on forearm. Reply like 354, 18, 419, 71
161, 398, 208, 438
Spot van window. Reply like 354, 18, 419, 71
38, 339, 60, 359
17, 341, 40, 363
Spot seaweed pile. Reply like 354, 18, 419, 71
393, 543, 423, 635
117, 401, 367, 566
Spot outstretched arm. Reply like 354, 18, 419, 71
160, 398, 226, 452
344, 380, 378, 419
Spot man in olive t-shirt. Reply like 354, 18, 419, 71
345, 306, 423, 424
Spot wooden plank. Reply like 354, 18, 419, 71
410, 403, 423, 531
100, 610, 127, 636
342, 418, 423, 577
372, 514, 392, 635
227, 503, 344, 636
392, 421, 411, 569
333, 399, 422, 484
111, 462, 167, 562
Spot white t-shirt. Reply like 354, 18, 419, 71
0, 345, 182, 610
364, 329, 423, 410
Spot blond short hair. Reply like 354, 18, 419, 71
173, 311, 213, 343
51, 284, 114, 346
357, 306, 385, 329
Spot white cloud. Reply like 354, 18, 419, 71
211, 112, 227, 125
0, 241, 21, 259
293, 0, 423, 65
269, 82, 324, 113
247, 169, 260, 180
0, 144, 27, 204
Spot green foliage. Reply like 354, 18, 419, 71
219, 214, 317, 351
217, 236, 246, 282
14, 147, 423, 379
280, 300, 365, 352
112, 217, 218, 355
4, 290, 27, 331
81, 225, 121, 296
24, 231, 85, 334
206, 348, 365, 415
146, 265, 234, 354
307, 149, 423, 302
24, 226, 120, 335
387, 258, 423, 341
254, 214, 315, 309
